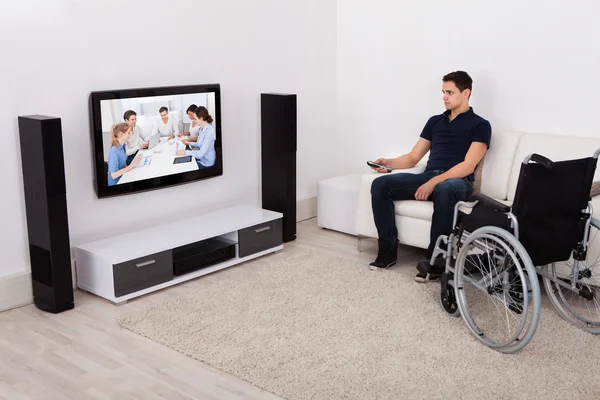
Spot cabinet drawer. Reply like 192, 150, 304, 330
238, 219, 282, 258
113, 251, 173, 297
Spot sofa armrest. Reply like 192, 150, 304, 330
354, 162, 427, 238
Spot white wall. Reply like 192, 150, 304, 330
0, 0, 336, 280
336, 0, 600, 173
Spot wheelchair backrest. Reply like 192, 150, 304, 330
512, 155, 597, 266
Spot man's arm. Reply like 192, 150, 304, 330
414, 142, 487, 201
375, 138, 431, 171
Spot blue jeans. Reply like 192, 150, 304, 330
370, 171, 473, 258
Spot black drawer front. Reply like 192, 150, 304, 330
173, 237, 237, 276
238, 219, 282, 258
113, 251, 173, 297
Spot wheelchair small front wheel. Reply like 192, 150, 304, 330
438, 273, 460, 317
454, 226, 541, 354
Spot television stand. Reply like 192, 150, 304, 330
74, 205, 283, 305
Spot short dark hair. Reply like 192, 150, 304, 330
443, 71, 473, 94
123, 110, 136, 121
186, 104, 198, 114
159, 106, 168, 114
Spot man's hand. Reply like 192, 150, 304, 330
168, 134, 175, 140
371, 158, 390, 173
140, 142, 148, 149
415, 179, 438, 201
176, 149, 186, 156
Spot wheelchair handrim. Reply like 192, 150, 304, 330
454, 227, 541, 352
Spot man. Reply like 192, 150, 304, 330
368, 71, 491, 283
123, 110, 148, 165
154, 106, 179, 139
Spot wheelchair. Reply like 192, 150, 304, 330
431, 150, 600, 354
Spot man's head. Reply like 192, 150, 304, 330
123, 110, 137, 127
442, 71, 472, 111
159, 106, 169, 122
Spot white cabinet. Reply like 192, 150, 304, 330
74, 205, 283, 305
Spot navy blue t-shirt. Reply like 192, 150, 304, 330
420, 107, 491, 181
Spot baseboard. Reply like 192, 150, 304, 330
0, 271, 33, 312
297, 196, 317, 222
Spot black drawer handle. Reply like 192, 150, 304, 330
255, 226, 271, 233
136, 260, 156, 268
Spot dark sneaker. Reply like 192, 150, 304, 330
369, 239, 398, 271
369, 252, 397, 270
414, 257, 445, 283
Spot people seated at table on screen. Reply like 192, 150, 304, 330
123, 110, 149, 165
153, 106, 179, 139
176, 106, 216, 169
178, 104, 201, 142
107, 123, 142, 186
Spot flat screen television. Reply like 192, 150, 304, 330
89, 84, 222, 198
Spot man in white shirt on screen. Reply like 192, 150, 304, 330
123, 110, 148, 165
153, 106, 179, 139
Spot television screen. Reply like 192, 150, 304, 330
89, 84, 222, 198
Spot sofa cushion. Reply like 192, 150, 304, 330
394, 200, 434, 221
479, 131, 524, 200
507, 133, 600, 201
394, 195, 513, 222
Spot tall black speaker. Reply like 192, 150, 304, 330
261, 93, 297, 242
18, 115, 74, 313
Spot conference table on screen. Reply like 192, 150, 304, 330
118, 138, 198, 185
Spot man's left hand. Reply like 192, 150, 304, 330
415, 179, 438, 201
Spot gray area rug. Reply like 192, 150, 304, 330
119, 248, 600, 400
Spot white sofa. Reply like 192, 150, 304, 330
354, 131, 600, 261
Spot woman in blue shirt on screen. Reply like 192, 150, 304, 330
107, 123, 141, 186
176, 106, 216, 169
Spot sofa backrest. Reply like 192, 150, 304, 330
506, 133, 600, 202
480, 131, 524, 200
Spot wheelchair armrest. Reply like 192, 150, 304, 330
527, 153, 554, 169
469, 193, 511, 213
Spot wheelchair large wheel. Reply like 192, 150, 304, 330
543, 224, 600, 334
454, 226, 541, 354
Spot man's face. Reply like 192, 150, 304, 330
160, 111, 169, 122
442, 81, 469, 110
126, 115, 137, 127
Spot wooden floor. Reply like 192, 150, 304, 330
0, 219, 424, 400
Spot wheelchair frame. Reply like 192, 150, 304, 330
434, 149, 600, 353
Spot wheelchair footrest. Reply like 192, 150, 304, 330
579, 286, 596, 301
